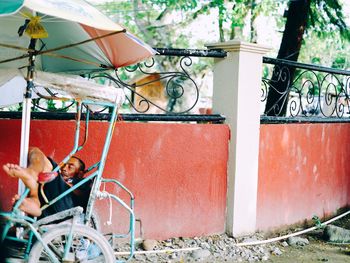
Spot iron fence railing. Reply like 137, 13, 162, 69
153, 48, 227, 58
261, 57, 350, 122
0, 48, 226, 123
99, 48, 226, 115
0, 111, 225, 123
4, 46, 349, 124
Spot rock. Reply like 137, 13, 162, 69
224, 237, 234, 244
245, 250, 254, 259
241, 236, 258, 243
189, 240, 197, 245
270, 247, 283, 256
323, 225, 350, 243
145, 254, 157, 262
170, 253, 177, 259
164, 241, 172, 247
319, 258, 329, 262
252, 246, 264, 253
259, 247, 266, 254
173, 238, 184, 247
213, 251, 221, 257
190, 249, 211, 260
134, 238, 143, 245
200, 242, 211, 250
134, 254, 146, 261
287, 236, 309, 246
142, 239, 157, 251
281, 241, 289, 247
261, 255, 269, 261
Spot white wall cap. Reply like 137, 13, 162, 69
206, 38, 271, 54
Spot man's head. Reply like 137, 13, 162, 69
61, 156, 85, 181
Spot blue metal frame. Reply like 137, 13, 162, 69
0, 98, 136, 262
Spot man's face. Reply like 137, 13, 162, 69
61, 157, 81, 181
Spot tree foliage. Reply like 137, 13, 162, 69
95, 0, 349, 59
93, 0, 350, 114
96, 0, 283, 46
308, 0, 350, 40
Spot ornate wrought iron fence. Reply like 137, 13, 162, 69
0, 48, 227, 123
4, 48, 349, 124
90, 48, 226, 115
261, 57, 350, 122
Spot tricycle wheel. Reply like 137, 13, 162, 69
89, 211, 101, 232
28, 224, 114, 263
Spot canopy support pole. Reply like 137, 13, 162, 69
18, 39, 36, 195
18, 97, 31, 194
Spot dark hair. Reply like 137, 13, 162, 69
71, 156, 86, 173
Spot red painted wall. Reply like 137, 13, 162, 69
257, 123, 350, 230
0, 119, 229, 240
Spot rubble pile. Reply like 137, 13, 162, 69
119, 232, 307, 262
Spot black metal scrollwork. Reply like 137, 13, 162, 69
94, 56, 200, 114
262, 58, 350, 118
2, 48, 225, 115
18, 56, 199, 114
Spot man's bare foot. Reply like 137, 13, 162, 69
3, 163, 19, 177
11, 194, 42, 217
3, 163, 36, 181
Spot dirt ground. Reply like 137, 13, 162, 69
268, 240, 350, 262
268, 213, 350, 263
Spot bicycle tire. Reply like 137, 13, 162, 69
28, 224, 114, 263
89, 211, 101, 232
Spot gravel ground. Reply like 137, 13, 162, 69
119, 233, 285, 262
116, 212, 350, 262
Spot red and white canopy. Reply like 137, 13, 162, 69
0, 0, 156, 73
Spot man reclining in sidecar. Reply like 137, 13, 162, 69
3, 147, 91, 218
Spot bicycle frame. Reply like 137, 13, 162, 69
0, 97, 136, 262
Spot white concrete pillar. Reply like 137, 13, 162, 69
206, 39, 270, 236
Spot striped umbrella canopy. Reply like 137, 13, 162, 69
0, 0, 156, 73
0, 0, 155, 193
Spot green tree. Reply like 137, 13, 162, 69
94, 0, 350, 115
96, 0, 281, 46
264, 0, 349, 116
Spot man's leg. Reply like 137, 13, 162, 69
11, 194, 42, 217
3, 147, 53, 217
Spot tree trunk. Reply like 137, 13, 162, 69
218, 2, 225, 42
250, 0, 257, 43
132, 0, 155, 46
264, 0, 311, 116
